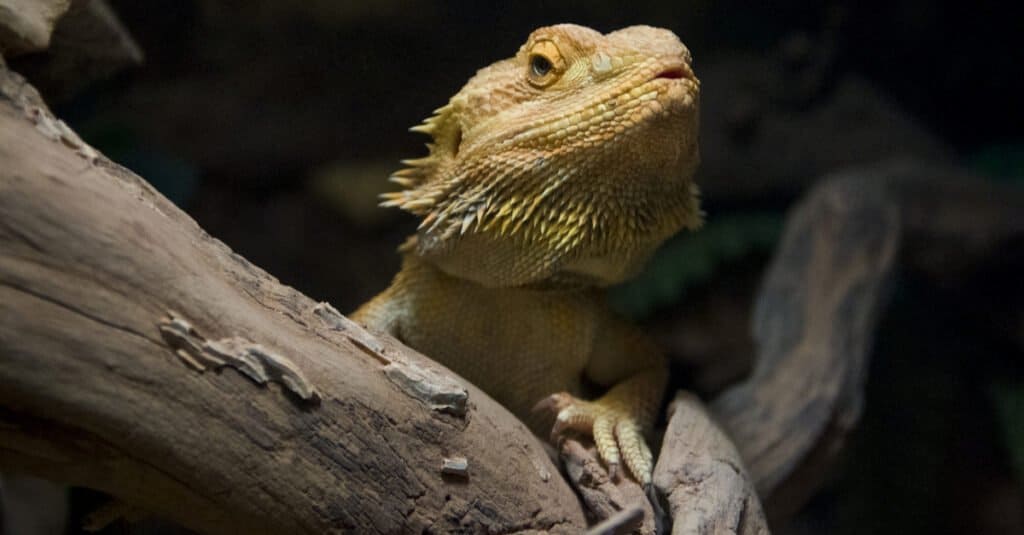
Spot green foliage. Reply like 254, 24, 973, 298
991, 383, 1024, 480
75, 120, 199, 207
969, 142, 1024, 185
609, 212, 783, 319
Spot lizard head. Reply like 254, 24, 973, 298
382, 24, 702, 288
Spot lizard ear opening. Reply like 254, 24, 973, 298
451, 125, 462, 157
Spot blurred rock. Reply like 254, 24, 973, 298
0, 475, 68, 535
0, 0, 70, 56
699, 48, 954, 201
10, 0, 142, 103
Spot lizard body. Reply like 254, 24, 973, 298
353, 24, 701, 485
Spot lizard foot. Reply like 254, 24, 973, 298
533, 392, 654, 486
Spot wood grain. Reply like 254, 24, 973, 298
0, 65, 586, 534
711, 174, 900, 520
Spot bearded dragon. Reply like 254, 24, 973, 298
353, 24, 701, 487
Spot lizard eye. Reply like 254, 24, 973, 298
526, 40, 564, 88
531, 55, 552, 77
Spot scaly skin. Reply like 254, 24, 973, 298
353, 24, 701, 486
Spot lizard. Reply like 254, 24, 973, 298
352, 23, 701, 488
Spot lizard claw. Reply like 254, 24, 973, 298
607, 461, 620, 482
533, 392, 576, 442
533, 391, 651, 486
532, 392, 573, 416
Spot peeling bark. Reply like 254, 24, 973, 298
0, 65, 586, 534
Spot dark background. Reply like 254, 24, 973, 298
10, 1, 1024, 533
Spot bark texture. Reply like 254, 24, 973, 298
0, 65, 586, 534
705, 158, 1024, 522
654, 393, 768, 535
710, 171, 900, 520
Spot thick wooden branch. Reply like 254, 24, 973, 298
654, 393, 768, 535
710, 173, 901, 520
643, 170, 913, 532
0, 66, 586, 533
705, 158, 1024, 521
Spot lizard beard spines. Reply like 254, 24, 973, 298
381, 102, 464, 212
380, 154, 439, 213
377, 23, 701, 288
411, 169, 698, 266
413, 172, 697, 278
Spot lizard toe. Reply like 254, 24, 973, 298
615, 419, 653, 486
550, 400, 595, 443
534, 392, 654, 485
593, 413, 622, 480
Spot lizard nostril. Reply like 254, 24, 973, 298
654, 67, 687, 80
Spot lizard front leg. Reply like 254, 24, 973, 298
535, 313, 668, 487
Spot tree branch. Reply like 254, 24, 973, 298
0, 65, 586, 534
655, 393, 768, 535
710, 172, 901, 520
707, 158, 1024, 522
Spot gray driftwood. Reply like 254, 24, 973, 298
654, 393, 768, 535
710, 171, 900, 521
704, 158, 1024, 523
0, 65, 586, 534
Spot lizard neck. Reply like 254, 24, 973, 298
399, 252, 607, 295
